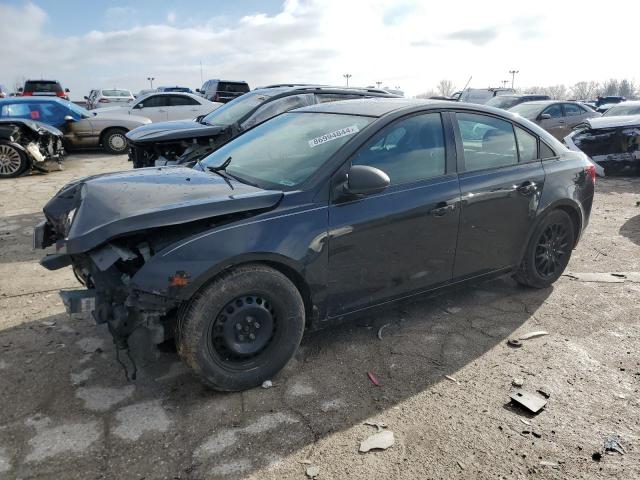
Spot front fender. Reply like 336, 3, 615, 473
130, 203, 329, 306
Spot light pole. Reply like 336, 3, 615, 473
502, 80, 509, 88
376, 81, 382, 88
147, 77, 155, 89
509, 70, 519, 89
343, 73, 352, 87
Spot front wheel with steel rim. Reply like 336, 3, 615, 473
514, 210, 575, 288
102, 129, 128, 154
177, 264, 305, 391
0, 143, 28, 178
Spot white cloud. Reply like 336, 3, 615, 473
0, 0, 637, 99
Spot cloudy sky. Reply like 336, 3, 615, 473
1, 0, 636, 99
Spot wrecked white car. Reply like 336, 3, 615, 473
0, 119, 65, 178
564, 115, 640, 176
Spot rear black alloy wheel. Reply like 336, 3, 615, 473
0, 144, 28, 178
534, 223, 569, 279
177, 264, 305, 391
514, 209, 575, 288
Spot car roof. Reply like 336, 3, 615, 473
608, 100, 640, 106
252, 85, 399, 98
0, 97, 67, 104
205, 79, 248, 84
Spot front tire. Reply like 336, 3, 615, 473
102, 129, 128, 154
177, 264, 305, 391
0, 143, 28, 178
514, 210, 575, 288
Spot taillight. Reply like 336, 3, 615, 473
56, 91, 65, 97
22, 91, 32, 96
586, 165, 596, 184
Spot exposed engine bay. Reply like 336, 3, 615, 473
565, 117, 640, 176
0, 119, 65, 178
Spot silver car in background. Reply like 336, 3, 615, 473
509, 100, 600, 140
85, 89, 135, 110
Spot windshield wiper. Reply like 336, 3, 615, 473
199, 156, 234, 189
207, 156, 232, 172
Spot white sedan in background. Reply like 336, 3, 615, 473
95, 92, 222, 122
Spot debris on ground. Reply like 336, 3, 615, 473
261, 380, 273, 389
305, 465, 320, 478
444, 306, 462, 314
510, 390, 548, 414
364, 421, 387, 432
507, 338, 523, 348
367, 371, 381, 387
520, 418, 531, 426
377, 323, 391, 340
519, 331, 549, 341
41, 321, 56, 327
532, 430, 542, 438
444, 375, 460, 385
539, 461, 558, 468
592, 452, 602, 461
359, 430, 395, 453
564, 272, 626, 283
604, 435, 626, 454
456, 460, 465, 470
512, 377, 524, 387
537, 387, 551, 399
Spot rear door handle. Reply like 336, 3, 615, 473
516, 181, 537, 195
430, 202, 456, 217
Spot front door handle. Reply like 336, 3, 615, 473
430, 202, 456, 217
516, 181, 537, 196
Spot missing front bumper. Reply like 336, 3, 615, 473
59, 289, 96, 315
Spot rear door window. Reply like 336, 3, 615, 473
515, 126, 538, 162
218, 82, 250, 94
563, 103, 582, 117
167, 95, 199, 106
457, 112, 518, 171
138, 95, 168, 108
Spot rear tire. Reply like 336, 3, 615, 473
514, 210, 575, 288
0, 143, 28, 178
177, 264, 305, 391
102, 129, 128, 154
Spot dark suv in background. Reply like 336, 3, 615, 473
197, 79, 250, 103
127, 85, 398, 168
19, 80, 70, 100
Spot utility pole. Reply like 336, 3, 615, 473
376, 81, 382, 88
199, 61, 204, 86
343, 73, 352, 87
502, 80, 509, 88
509, 70, 519, 89
147, 77, 155, 89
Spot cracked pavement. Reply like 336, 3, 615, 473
0, 154, 638, 479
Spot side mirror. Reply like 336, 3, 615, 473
65, 88, 70, 93
64, 115, 75, 122
83, 96, 89, 100
539, 113, 551, 120
18, 87, 23, 93
344, 165, 390, 196
196, 89, 201, 93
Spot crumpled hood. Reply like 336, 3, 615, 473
0, 118, 63, 137
43, 166, 283, 254
126, 119, 226, 144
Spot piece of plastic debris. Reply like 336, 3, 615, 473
519, 331, 549, 341
299, 459, 313, 465
564, 272, 625, 283
512, 377, 524, 387
367, 371, 381, 387
532, 430, 542, 438
604, 435, 626, 454
445, 306, 461, 314
444, 375, 460, 384
305, 465, 320, 478
261, 380, 273, 389
592, 452, 602, 462
377, 323, 391, 340
364, 421, 387, 432
507, 338, 522, 348
456, 460, 465, 470
510, 390, 547, 414
359, 430, 395, 453
520, 418, 531, 426
41, 321, 56, 327
539, 461, 558, 467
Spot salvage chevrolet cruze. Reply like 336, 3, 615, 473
35, 98, 595, 391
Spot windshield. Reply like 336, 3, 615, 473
485, 96, 520, 109
66, 101, 92, 118
200, 112, 373, 189
201, 91, 272, 126
509, 103, 544, 119
603, 104, 640, 117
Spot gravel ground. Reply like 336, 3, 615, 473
0, 153, 638, 480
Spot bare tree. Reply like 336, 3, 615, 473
436, 79, 455, 97
571, 81, 599, 100
601, 79, 620, 97
415, 90, 438, 99
545, 85, 567, 100
618, 79, 636, 99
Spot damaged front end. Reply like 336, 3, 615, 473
126, 120, 232, 168
0, 119, 65, 178
565, 116, 640, 176
35, 166, 283, 361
